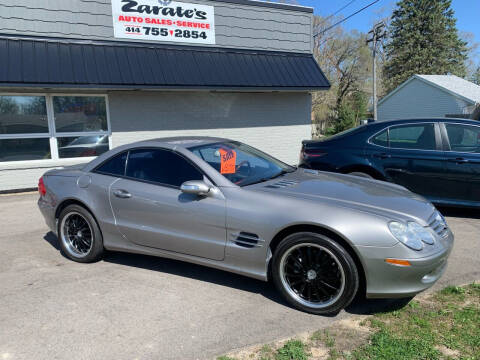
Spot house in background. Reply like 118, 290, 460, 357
378, 75, 480, 121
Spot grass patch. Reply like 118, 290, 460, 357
354, 283, 479, 360
217, 283, 479, 360
275, 340, 309, 360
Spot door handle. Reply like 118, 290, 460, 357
373, 153, 391, 159
113, 189, 131, 199
447, 158, 469, 164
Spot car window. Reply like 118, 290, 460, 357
371, 129, 388, 147
389, 124, 436, 150
445, 124, 480, 153
126, 148, 203, 187
189, 141, 295, 187
95, 152, 127, 177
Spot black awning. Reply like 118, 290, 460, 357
0, 37, 330, 91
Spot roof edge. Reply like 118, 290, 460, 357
0, 83, 330, 91
0, 33, 313, 57
208, 0, 313, 13
379, 74, 478, 107
415, 75, 478, 105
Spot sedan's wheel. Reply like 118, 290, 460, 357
58, 204, 104, 263
272, 232, 359, 315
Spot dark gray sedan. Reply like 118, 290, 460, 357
38, 137, 453, 314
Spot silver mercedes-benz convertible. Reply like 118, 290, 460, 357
38, 137, 453, 314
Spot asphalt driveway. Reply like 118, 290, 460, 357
0, 193, 479, 360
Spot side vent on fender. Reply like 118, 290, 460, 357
231, 232, 264, 248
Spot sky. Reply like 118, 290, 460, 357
292, 0, 479, 38
272, 0, 479, 60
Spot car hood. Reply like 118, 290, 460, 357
250, 169, 435, 224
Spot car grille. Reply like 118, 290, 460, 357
428, 211, 449, 238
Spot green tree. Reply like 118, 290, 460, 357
472, 66, 480, 85
383, 0, 467, 93
312, 15, 372, 136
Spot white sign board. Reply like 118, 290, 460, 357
111, 0, 215, 45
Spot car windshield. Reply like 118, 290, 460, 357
188, 141, 296, 186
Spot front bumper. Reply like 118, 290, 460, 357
357, 230, 454, 299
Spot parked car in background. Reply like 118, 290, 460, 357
38, 137, 453, 315
300, 118, 480, 208
58, 135, 109, 158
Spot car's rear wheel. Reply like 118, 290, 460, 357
272, 232, 359, 315
58, 204, 104, 263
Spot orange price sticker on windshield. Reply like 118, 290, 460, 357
219, 148, 236, 174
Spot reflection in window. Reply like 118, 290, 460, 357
371, 129, 388, 147
53, 96, 107, 133
389, 124, 435, 150
0, 96, 48, 134
0, 94, 111, 163
446, 124, 480, 153
126, 149, 203, 187
0, 138, 51, 161
58, 135, 109, 158
95, 152, 127, 177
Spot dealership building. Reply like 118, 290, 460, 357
0, 0, 329, 192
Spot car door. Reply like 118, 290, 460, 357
440, 122, 480, 204
109, 147, 227, 261
367, 122, 447, 199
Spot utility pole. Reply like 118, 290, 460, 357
367, 21, 386, 121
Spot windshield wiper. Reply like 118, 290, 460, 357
243, 169, 291, 187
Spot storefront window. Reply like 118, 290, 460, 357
53, 96, 108, 133
0, 138, 51, 162
0, 96, 48, 134
0, 94, 110, 163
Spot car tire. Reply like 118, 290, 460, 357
348, 171, 373, 179
272, 232, 359, 315
57, 204, 104, 263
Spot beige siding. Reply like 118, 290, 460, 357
378, 79, 472, 121
108, 91, 311, 163
0, 0, 312, 53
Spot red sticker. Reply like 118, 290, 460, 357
219, 148, 236, 174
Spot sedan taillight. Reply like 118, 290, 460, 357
301, 148, 327, 159
38, 177, 46, 196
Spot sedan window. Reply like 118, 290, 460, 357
389, 124, 435, 150
371, 129, 388, 147
125, 148, 203, 187
445, 124, 480, 153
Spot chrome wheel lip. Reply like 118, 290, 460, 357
60, 211, 93, 258
279, 243, 346, 309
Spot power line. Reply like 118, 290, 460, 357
313, 0, 381, 38
320, 0, 358, 25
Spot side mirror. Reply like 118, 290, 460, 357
180, 180, 211, 196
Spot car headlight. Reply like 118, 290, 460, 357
435, 211, 448, 227
388, 221, 436, 251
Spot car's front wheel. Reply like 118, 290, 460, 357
58, 204, 104, 263
272, 232, 359, 315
